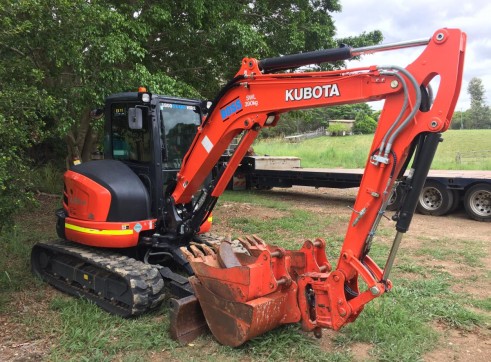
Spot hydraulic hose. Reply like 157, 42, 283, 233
379, 66, 422, 157
376, 70, 410, 155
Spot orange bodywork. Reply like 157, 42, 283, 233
175, 28, 466, 346
64, 217, 156, 248
64, 170, 112, 222
63, 170, 156, 248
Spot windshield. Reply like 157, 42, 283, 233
160, 103, 201, 169
110, 103, 152, 163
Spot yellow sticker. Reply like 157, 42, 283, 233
83, 274, 89, 280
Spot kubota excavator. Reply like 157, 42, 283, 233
31, 28, 466, 347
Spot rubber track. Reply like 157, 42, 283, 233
32, 240, 165, 317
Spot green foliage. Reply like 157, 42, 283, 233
30, 163, 64, 195
450, 110, 468, 129
261, 109, 323, 138
261, 103, 377, 138
453, 77, 491, 129
327, 123, 350, 135
466, 77, 491, 129
0, 0, 383, 226
0, 115, 35, 231
353, 111, 377, 134
325, 103, 375, 120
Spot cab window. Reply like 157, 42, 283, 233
110, 104, 152, 162
160, 103, 201, 169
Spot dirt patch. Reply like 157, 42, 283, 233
425, 323, 491, 362
0, 289, 60, 362
319, 329, 373, 361
213, 201, 287, 236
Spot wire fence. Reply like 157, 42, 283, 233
455, 150, 491, 164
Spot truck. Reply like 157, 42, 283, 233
31, 28, 466, 347
232, 155, 491, 221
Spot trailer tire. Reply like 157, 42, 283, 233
464, 184, 491, 222
416, 180, 454, 216
386, 184, 403, 211
448, 190, 461, 214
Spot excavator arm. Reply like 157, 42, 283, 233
170, 28, 466, 346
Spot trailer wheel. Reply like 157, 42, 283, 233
416, 180, 454, 216
386, 184, 403, 211
464, 184, 491, 222
448, 190, 461, 214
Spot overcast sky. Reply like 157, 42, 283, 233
331, 0, 491, 111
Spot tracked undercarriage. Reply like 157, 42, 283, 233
31, 240, 166, 317
30, 235, 229, 343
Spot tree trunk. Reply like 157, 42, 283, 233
65, 108, 101, 168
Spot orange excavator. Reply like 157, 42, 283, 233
32, 28, 466, 346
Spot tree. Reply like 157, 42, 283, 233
0, 0, 383, 229
324, 103, 375, 121
450, 110, 469, 130
466, 77, 491, 129
353, 111, 377, 134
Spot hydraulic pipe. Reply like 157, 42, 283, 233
258, 38, 430, 73
351, 38, 430, 56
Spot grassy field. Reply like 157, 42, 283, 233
254, 129, 491, 170
1, 190, 490, 361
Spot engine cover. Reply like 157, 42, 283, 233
65, 160, 150, 222
60, 160, 155, 248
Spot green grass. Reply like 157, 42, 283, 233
254, 129, 491, 170
415, 237, 485, 267
216, 191, 489, 361
0, 226, 43, 310
47, 298, 178, 361
1, 190, 489, 361
218, 325, 351, 362
30, 162, 64, 194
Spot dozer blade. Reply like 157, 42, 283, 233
169, 295, 209, 344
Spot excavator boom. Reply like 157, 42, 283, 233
171, 28, 466, 346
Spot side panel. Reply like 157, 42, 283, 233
64, 217, 156, 248
64, 170, 111, 222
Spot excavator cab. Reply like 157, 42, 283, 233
103, 91, 203, 218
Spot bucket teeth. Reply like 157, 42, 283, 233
180, 246, 195, 260
200, 244, 216, 257
237, 237, 251, 249
190, 244, 206, 258
238, 235, 268, 255
181, 241, 220, 266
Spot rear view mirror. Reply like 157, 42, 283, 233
128, 107, 143, 129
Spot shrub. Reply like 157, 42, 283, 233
353, 112, 377, 134
327, 123, 350, 136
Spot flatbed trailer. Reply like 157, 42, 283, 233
233, 156, 491, 222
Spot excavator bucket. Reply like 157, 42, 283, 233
188, 276, 298, 347
180, 236, 331, 346
168, 295, 208, 344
